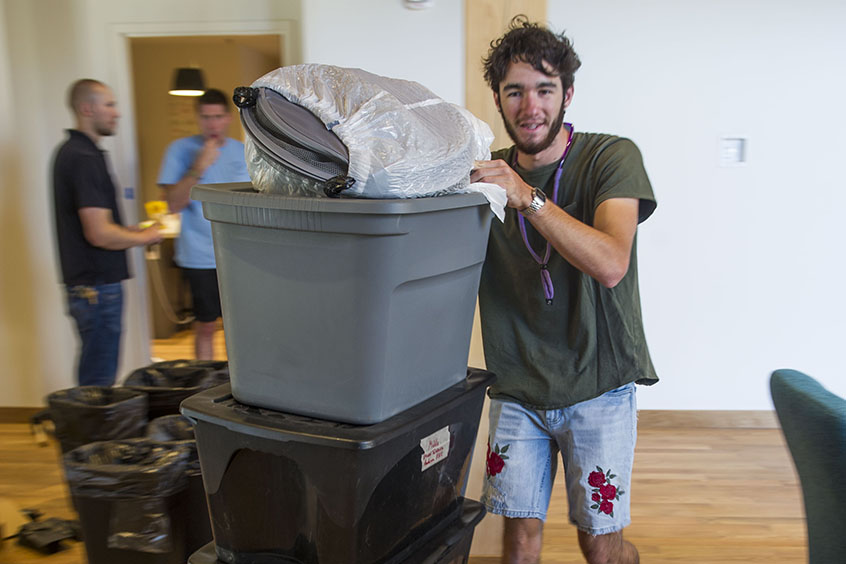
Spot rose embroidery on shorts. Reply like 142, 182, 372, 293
588, 466, 624, 517
486, 439, 510, 476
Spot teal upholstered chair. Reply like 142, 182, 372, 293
770, 369, 846, 564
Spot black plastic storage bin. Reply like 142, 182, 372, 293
181, 368, 494, 564
146, 415, 213, 555
47, 386, 148, 454
64, 439, 192, 564
389, 498, 485, 564
123, 360, 229, 420
186, 499, 485, 564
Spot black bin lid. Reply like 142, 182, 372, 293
181, 368, 494, 450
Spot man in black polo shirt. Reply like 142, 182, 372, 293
52, 79, 162, 386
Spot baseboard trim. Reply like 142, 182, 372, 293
0, 407, 44, 424
0, 407, 780, 429
638, 409, 778, 429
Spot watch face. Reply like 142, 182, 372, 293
534, 187, 547, 202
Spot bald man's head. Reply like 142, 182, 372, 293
67, 79, 119, 139
68, 79, 106, 115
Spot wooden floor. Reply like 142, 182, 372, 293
0, 327, 808, 563
148, 321, 228, 364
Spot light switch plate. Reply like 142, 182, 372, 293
719, 137, 747, 166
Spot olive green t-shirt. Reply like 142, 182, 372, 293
478, 132, 658, 409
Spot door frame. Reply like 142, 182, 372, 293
104, 19, 297, 369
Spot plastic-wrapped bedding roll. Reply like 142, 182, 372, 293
235, 64, 498, 202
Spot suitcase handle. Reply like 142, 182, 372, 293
323, 175, 356, 198
232, 86, 258, 108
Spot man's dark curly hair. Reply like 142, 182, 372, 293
483, 15, 582, 94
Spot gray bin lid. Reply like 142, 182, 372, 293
193, 182, 488, 214
192, 182, 491, 235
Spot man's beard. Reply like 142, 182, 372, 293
501, 99, 567, 155
95, 123, 115, 137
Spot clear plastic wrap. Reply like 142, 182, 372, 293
245, 64, 496, 200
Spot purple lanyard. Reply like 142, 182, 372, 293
514, 123, 574, 305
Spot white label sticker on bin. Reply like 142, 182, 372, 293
420, 426, 451, 471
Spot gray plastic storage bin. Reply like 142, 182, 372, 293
192, 182, 492, 424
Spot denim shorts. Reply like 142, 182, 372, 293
481, 383, 637, 535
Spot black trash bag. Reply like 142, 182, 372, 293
64, 439, 191, 555
47, 387, 148, 454
161, 360, 230, 389
147, 414, 195, 442
152, 360, 229, 380
123, 361, 228, 420
146, 415, 199, 472
145, 415, 212, 554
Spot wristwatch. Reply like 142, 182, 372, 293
519, 187, 547, 217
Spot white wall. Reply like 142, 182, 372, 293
1, 0, 101, 407
301, 0, 846, 410
0, 0, 463, 408
3, 0, 845, 411
301, 0, 464, 104
0, 0, 302, 407
549, 0, 846, 408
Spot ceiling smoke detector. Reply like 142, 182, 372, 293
403, 0, 434, 10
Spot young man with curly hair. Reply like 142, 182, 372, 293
471, 16, 658, 564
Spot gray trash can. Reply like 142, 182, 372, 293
192, 182, 492, 424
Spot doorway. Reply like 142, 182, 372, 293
129, 34, 281, 347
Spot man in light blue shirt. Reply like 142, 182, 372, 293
158, 89, 249, 359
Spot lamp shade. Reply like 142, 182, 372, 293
169, 68, 206, 96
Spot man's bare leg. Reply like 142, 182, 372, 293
577, 530, 639, 564
502, 517, 543, 564
194, 320, 216, 360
